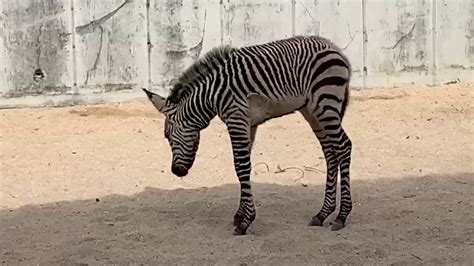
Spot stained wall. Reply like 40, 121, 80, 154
0, 0, 472, 108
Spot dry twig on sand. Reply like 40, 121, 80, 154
274, 164, 306, 184
303, 165, 325, 174
252, 162, 270, 173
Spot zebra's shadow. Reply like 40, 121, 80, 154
1, 173, 472, 264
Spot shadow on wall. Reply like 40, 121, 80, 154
1, 173, 473, 264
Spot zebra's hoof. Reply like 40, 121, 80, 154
233, 223, 248, 235
330, 219, 345, 231
233, 214, 244, 226
308, 216, 323, 226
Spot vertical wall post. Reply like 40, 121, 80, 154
220, 0, 224, 45
291, 0, 296, 36
70, 0, 78, 94
431, 0, 437, 86
361, 0, 368, 89
221, 0, 232, 46
146, 0, 152, 90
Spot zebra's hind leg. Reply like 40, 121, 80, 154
300, 106, 353, 230
300, 108, 338, 226
330, 127, 352, 231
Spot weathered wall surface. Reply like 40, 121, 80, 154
0, 0, 473, 108
0, 0, 75, 100
74, 0, 148, 94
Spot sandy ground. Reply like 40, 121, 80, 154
1, 84, 473, 265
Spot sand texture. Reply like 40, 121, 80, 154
1, 84, 473, 264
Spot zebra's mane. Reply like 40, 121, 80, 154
167, 45, 235, 104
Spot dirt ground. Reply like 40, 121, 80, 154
1, 84, 473, 264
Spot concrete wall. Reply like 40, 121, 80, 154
0, 0, 472, 108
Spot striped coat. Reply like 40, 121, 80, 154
144, 35, 353, 235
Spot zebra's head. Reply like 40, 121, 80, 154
143, 88, 200, 177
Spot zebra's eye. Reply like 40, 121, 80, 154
164, 118, 172, 139
164, 117, 178, 140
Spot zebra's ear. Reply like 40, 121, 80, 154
142, 88, 167, 113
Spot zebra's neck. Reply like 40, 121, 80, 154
176, 71, 224, 130
171, 47, 235, 128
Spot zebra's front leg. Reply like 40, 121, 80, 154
233, 125, 258, 228
228, 123, 256, 235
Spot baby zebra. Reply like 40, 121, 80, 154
143, 35, 353, 235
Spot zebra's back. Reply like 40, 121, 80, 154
228, 35, 352, 122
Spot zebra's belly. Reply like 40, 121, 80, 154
247, 93, 307, 126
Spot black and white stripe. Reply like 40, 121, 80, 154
144, 35, 353, 235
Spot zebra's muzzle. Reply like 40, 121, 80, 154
171, 164, 188, 177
